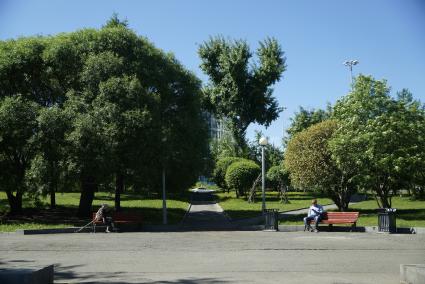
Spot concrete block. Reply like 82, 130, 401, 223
400, 264, 425, 284
0, 265, 54, 284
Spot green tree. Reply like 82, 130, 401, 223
27, 105, 70, 209
330, 76, 425, 208
225, 160, 261, 198
285, 106, 330, 145
213, 157, 244, 191
267, 165, 290, 190
0, 15, 209, 218
267, 165, 291, 203
63, 94, 114, 217
248, 131, 283, 167
0, 96, 39, 214
285, 120, 355, 211
199, 37, 286, 151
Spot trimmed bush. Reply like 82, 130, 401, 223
213, 157, 244, 190
225, 160, 260, 197
267, 165, 290, 190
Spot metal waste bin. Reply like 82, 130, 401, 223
264, 209, 279, 231
378, 208, 397, 233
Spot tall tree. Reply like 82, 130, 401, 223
0, 96, 39, 214
199, 37, 286, 151
0, 15, 209, 218
330, 75, 425, 208
26, 105, 70, 209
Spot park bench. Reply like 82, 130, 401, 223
92, 212, 143, 233
309, 212, 359, 230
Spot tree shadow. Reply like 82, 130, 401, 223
119, 207, 188, 225
54, 263, 230, 283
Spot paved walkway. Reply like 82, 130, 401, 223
181, 201, 234, 230
181, 192, 342, 230
1, 231, 424, 283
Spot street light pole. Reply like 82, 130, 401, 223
161, 136, 168, 225
259, 137, 268, 213
343, 60, 359, 87
162, 167, 167, 225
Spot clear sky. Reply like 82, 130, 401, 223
1, 0, 424, 146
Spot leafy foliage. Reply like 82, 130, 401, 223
284, 106, 330, 145
199, 36, 286, 150
225, 160, 261, 197
0, 96, 39, 213
330, 75, 425, 208
248, 131, 283, 167
284, 120, 355, 211
266, 165, 290, 190
0, 16, 208, 216
213, 157, 244, 190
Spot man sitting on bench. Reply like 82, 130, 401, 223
95, 204, 115, 233
304, 199, 325, 233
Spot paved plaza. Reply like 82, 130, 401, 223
1, 230, 424, 283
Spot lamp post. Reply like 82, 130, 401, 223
343, 59, 359, 86
259, 136, 268, 213
162, 167, 167, 225
162, 137, 167, 225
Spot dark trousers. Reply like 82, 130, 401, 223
304, 214, 323, 230
103, 217, 115, 229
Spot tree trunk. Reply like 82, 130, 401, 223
376, 183, 391, 208
77, 176, 96, 218
49, 161, 56, 209
50, 188, 56, 209
6, 190, 23, 215
115, 172, 124, 212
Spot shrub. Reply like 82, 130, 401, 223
225, 160, 260, 197
266, 165, 290, 190
213, 157, 243, 190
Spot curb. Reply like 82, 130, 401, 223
6, 225, 425, 234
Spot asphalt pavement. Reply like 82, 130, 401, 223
1, 230, 424, 283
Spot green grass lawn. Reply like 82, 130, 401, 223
217, 191, 333, 219
279, 196, 425, 228
0, 191, 189, 232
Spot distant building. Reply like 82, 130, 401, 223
205, 112, 227, 140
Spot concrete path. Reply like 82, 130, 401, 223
181, 202, 234, 230
1, 231, 424, 283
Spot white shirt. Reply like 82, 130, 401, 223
308, 204, 324, 217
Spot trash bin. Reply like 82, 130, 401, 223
378, 208, 397, 233
264, 209, 279, 231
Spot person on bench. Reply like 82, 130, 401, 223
304, 199, 325, 233
95, 204, 115, 233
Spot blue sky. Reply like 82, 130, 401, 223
1, 0, 424, 146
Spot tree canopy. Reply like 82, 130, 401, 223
330, 75, 425, 208
0, 16, 208, 216
284, 119, 355, 211
198, 37, 286, 150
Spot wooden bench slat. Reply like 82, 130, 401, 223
309, 211, 359, 227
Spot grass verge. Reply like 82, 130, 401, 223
0, 191, 189, 232
217, 191, 333, 219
